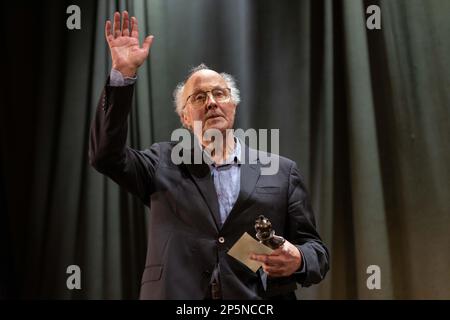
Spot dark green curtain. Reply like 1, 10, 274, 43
1, 0, 449, 299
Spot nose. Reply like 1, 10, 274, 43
205, 92, 217, 110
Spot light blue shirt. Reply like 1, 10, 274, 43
205, 139, 241, 226
110, 68, 137, 86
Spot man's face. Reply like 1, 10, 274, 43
181, 70, 237, 135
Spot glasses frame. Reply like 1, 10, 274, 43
183, 87, 232, 109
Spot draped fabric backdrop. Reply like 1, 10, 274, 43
1, 0, 449, 299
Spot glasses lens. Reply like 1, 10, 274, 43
212, 88, 230, 103
191, 92, 207, 107
190, 88, 230, 107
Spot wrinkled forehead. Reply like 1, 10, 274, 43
184, 70, 228, 93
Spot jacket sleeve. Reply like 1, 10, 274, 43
88, 80, 159, 207
287, 161, 330, 287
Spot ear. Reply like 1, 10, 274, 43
181, 109, 192, 129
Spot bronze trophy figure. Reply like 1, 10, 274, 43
254, 215, 285, 249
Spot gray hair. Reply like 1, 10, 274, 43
173, 63, 241, 127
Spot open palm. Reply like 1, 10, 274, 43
105, 11, 154, 77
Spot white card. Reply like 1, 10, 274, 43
227, 232, 274, 272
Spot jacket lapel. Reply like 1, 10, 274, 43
183, 147, 222, 231
181, 143, 261, 232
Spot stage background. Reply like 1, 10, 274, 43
1, 0, 449, 299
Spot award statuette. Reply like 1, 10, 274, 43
254, 215, 285, 249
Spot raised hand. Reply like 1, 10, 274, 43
105, 11, 154, 77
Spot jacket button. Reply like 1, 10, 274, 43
218, 237, 225, 244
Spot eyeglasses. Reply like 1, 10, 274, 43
184, 88, 231, 109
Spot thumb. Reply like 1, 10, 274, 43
142, 35, 154, 53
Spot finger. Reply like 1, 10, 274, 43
250, 254, 269, 264
252, 254, 285, 266
263, 265, 285, 277
131, 17, 139, 39
105, 20, 113, 43
113, 12, 121, 38
265, 255, 286, 266
122, 11, 129, 36
263, 263, 285, 272
130, 16, 133, 36
142, 35, 154, 52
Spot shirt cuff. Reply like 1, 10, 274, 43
109, 68, 137, 87
296, 245, 307, 274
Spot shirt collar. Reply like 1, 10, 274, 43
202, 136, 241, 167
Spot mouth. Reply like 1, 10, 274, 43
206, 115, 223, 121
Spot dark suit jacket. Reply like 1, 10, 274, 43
89, 82, 329, 299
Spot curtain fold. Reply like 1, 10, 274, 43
1, 0, 449, 299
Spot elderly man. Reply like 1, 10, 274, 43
89, 11, 329, 300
